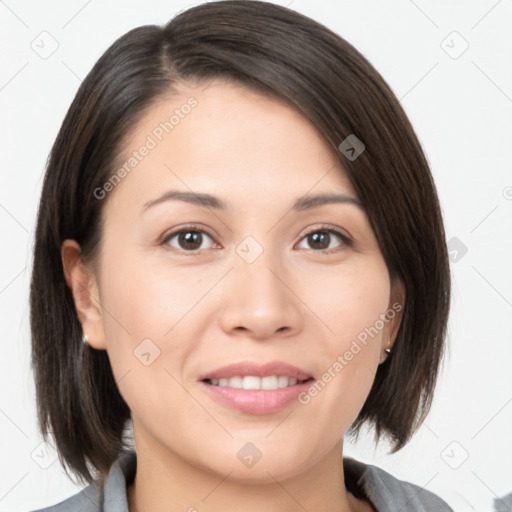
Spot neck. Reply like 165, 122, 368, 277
127, 427, 370, 512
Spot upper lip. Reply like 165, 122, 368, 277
198, 361, 313, 381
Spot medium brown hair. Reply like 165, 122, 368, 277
30, 0, 450, 486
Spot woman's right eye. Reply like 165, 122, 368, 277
162, 228, 218, 252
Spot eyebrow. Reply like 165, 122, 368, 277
142, 190, 363, 212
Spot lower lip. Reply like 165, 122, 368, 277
199, 379, 314, 415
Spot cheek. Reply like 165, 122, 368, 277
297, 261, 390, 422
98, 247, 222, 340
96, 246, 229, 390
96, 251, 201, 422
303, 260, 391, 348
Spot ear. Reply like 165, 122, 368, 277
61, 239, 107, 350
379, 278, 406, 363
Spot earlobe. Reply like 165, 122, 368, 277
61, 239, 107, 350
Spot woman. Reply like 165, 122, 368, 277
29, 1, 452, 510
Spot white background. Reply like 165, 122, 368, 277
1, 1, 511, 511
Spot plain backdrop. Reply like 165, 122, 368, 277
1, 1, 511, 511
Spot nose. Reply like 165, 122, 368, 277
218, 247, 304, 340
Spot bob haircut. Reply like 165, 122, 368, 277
30, 0, 450, 486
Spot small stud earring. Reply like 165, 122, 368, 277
384, 341, 391, 354
82, 334, 89, 345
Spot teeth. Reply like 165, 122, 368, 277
208, 375, 303, 390
277, 376, 289, 388
243, 376, 261, 390
262, 376, 278, 390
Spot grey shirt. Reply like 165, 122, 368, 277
30, 451, 453, 512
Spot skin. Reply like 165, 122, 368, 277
62, 80, 404, 512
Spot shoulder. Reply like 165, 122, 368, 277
343, 457, 453, 511
27, 482, 101, 512
28, 451, 136, 512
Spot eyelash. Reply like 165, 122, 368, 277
160, 223, 352, 254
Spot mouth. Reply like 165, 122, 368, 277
202, 375, 314, 390
198, 361, 315, 415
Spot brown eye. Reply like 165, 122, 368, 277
164, 229, 215, 251
296, 227, 351, 252
306, 231, 331, 250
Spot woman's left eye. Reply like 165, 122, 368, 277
296, 228, 351, 252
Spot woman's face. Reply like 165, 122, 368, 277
79, 80, 403, 482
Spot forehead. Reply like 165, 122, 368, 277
105, 80, 357, 214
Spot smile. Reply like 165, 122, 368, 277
204, 375, 312, 390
